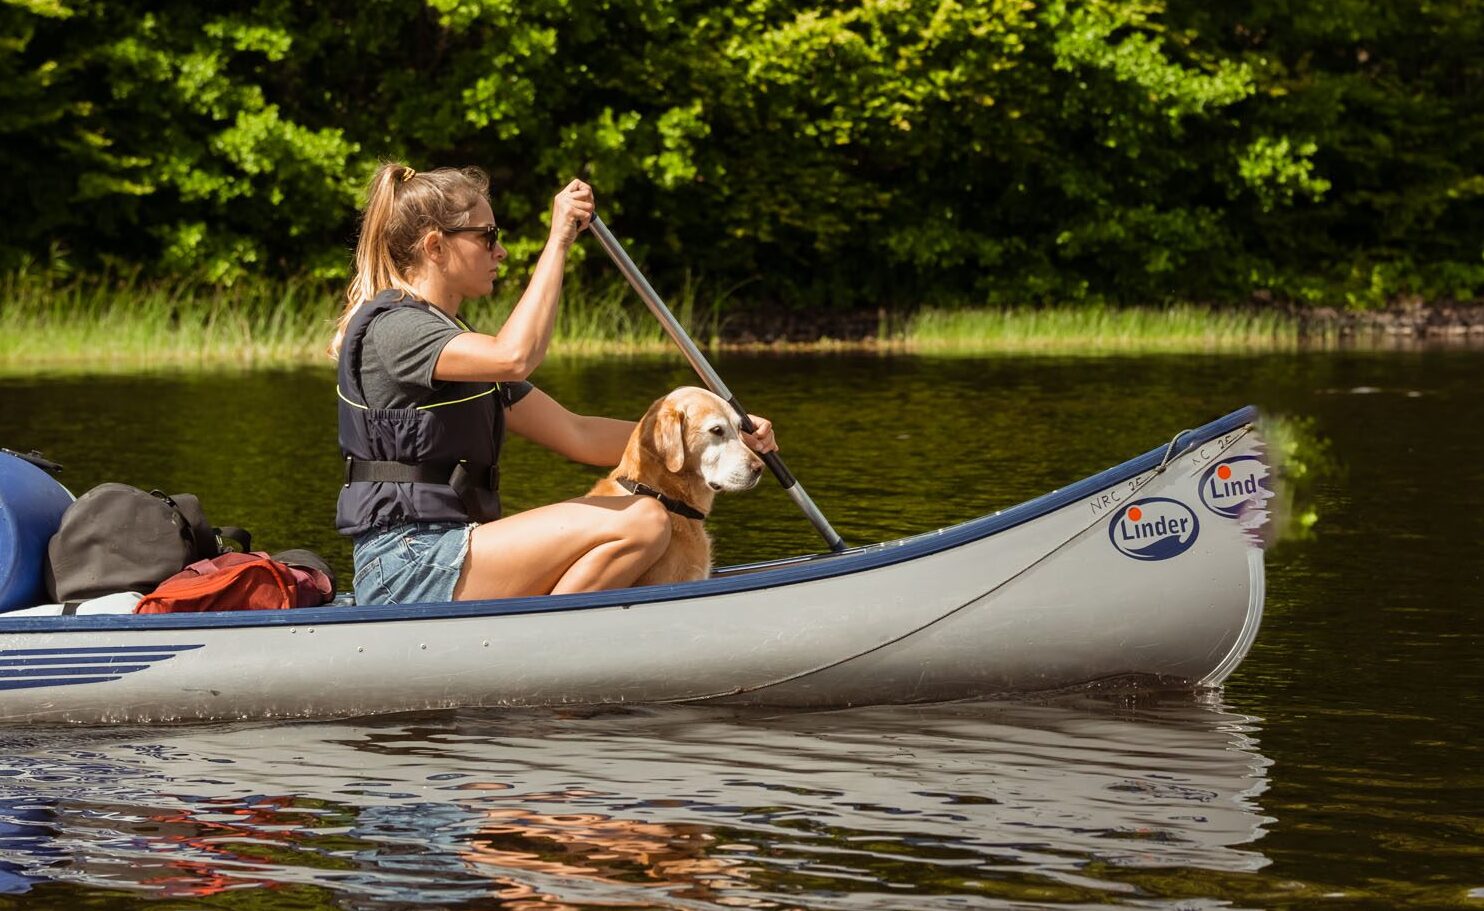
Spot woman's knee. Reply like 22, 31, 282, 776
624, 496, 672, 551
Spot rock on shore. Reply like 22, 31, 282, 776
1293, 304, 1484, 341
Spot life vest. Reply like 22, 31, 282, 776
336, 290, 507, 535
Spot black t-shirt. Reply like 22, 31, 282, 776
360, 306, 533, 410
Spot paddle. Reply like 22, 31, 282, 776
588, 215, 848, 553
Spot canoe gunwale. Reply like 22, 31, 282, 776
0, 405, 1259, 635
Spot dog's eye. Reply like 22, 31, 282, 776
709, 426, 725, 437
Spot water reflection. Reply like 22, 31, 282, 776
4, 350, 1482, 907
0, 795, 62, 895
0, 697, 1270, 908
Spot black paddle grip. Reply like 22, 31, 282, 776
761, 450, 797, 489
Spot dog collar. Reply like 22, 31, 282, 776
615, 477, 707, 521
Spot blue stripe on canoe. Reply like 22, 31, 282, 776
0, 405, 1259, 634
0, 645, 203, 656
0, 655, 181, 666
0, 677, 122, 690
0, 665, 149, 677
0, 648, 193, 688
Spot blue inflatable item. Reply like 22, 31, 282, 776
0, 451, 74, 612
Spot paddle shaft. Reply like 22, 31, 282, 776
588, 215, 847, 553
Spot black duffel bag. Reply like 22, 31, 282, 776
45, 484, 250, 602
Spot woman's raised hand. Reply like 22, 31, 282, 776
741, 414, 778, 455
549, 179, 595, 249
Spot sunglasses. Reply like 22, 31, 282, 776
443, 223, 501, 251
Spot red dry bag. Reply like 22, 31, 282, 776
135, 552, 299, 614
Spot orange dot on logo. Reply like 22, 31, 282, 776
1217, 465, 1232, 480
1128, 506, 1143, 521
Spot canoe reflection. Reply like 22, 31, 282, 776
0, 695, 1272, 906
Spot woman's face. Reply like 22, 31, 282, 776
439, 198, 507, 300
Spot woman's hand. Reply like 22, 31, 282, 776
741, 415, 778, 455
548, 179, 595, 249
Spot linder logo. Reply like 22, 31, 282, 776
1198, 455, 1267, 518
1108, 497, 1200, 561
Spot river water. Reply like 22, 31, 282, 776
0, 350, 1479, 908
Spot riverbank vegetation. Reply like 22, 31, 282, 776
3, 0, 1480, 323
1, 270, 1322, 371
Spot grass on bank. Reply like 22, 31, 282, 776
1, 270, 1305, 371
1, 271, 331, 368
0, 270, 694, 369
904, 304, 1300, 353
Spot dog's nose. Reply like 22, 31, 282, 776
709, 481, 723, 491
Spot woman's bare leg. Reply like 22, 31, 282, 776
451, 495, 670, 601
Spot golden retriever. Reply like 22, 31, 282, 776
589, 387, 764, 585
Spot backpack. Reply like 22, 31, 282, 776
45, 484, 250, 602
134, 551, 335, 614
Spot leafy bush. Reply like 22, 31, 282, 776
1, 0, 1479, 309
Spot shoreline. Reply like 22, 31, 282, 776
3, 301, 1482, 374
707, 303, 1484, 346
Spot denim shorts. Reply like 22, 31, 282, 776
352, 522, 473, 605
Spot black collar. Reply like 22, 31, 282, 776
616, 477, 707, 521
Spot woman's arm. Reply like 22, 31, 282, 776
436, 180, 593, 382
504, 388, 635, 467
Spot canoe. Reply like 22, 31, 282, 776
0, 405, 1269, 724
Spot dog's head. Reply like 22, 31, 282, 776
644, 387, 764, 492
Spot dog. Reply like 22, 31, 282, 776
588, 386, 764, 586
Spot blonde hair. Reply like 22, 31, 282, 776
329, 162, 490, 358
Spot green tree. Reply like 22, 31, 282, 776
2, 0, 1479, 307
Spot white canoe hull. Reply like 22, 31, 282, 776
0, 407, 1269, 724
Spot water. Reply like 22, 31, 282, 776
0, 350, 1480, 908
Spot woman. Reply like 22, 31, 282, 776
331, 163, 776, 605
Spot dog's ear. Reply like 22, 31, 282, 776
657, 403, 686, 473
